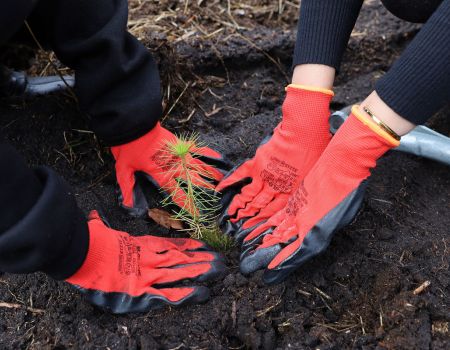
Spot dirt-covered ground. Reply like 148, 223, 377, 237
1, 1, 449, 349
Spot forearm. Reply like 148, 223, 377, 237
291, 64, 335, 90
375, 0, 450, 125
0, 143, 89, 279
49, 0, 162, 146
0, 0, 35, 44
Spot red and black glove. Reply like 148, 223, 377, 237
66, 211, 226, 314
216, 85, 334, 241
111, 123, 230, 217
239, 106, 400, 284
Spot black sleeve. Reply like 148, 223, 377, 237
375, 0, 450, 125
0, 143, 89, 280
30, 0, 162, 146
292, 0, 364, 72
0, 0, 34, 44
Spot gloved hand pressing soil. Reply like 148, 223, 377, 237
217, 85, 333, 242
111, 123, 230, 217
66, 210, 226, 314
238, 106, 399, 284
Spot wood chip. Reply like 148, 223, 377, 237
148, 208, 183, 230
413, 280, 431, 295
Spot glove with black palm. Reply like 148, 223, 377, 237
66, 210, 226, 314
217, 85, 334, 242
112, 123, 231, 217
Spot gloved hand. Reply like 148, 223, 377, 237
239, 106, 400, 284
111, 123, 230, 217
217, 85, 334, 241
66, 210, 226, 314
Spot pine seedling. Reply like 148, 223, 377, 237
158, 133, 234, 252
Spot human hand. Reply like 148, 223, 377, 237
66, 210, 226, 314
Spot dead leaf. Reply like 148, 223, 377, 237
148, 208, 184, 230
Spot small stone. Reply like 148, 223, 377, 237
235, 273, 249, 287
262, 328, 276, 350
324, 309, 339, 323
304, 334, 319, 347
139, 335, 160, 349
223, 274, 236, 288
312, 271, 326, 287
378, 228, 395, 241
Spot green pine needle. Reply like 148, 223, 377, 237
159, 133, 233, 252
201, 226, 235, 252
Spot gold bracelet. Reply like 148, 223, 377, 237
362, 106, 401, 141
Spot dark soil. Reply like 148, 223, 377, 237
0, 2, 449, 349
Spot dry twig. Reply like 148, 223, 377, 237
0, 302, 44, 314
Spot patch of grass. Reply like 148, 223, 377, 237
160, 133, 234, 252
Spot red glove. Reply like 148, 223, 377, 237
111, 123, 230, 217
239, 106, 400, 284
217, 85, 334, 241
66, 211, 226, 314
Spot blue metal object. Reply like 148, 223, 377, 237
1, 66, 74, 97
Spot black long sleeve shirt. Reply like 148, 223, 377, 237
1, 0, 162, 146
293, 0, 450, 125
